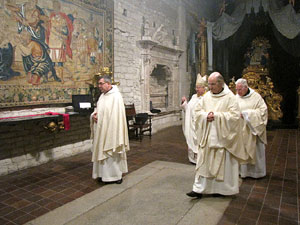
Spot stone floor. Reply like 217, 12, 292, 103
26, 160, 232, 225
0, 126, 299, 225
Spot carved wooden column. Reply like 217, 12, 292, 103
197, 18, 207, 75
297, 86, 300, 126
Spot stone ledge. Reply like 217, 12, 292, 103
152, 110, 181, 117
0, 112, 90, 125
0, 114, 61, 125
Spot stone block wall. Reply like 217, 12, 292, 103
0, 114, 92, 176
114, 0, 200, 112
151, 111, 182, 134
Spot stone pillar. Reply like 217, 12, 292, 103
177, 1, 186, 102
172, 63, 180, 110
141, 53, 151, 112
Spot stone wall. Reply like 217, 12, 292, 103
114, 0, 200, 112
151, 111, 182, 134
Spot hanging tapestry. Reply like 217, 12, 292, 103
0, 0, 113, 107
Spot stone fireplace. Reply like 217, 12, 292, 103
137, 39, 183, 113
149, 64, 171, 110
136, 23, 183, 133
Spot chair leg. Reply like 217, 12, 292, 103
139, 127, 143, 141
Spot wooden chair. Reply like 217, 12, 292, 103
125, 104, 138, 139
125, 104, 152, 140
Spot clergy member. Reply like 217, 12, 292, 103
90, 75, 130, 184
235, 78, 267, 178
181, 74, 207, 164
187, 72, 248, 198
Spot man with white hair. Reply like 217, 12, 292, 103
235, 78, 267, 178
186, 72, 248, 198
181, 74, 207, 164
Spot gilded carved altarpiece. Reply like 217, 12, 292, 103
0, 0, 113, 107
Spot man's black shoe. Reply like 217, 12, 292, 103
116, 179, 123, 184
186, 191, 202, 198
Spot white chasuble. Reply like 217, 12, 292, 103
90, 85, 129, 180
193, 151, 239, 195
181, 94, 202, 163
237, 88, 267, 178
236, 88, 268, 162
193, 86, 248, 182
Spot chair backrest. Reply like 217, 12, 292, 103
125, 104, 136, 117
135, 113, 148, 125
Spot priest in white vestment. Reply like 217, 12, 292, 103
187, 72, 248, 198
181, 74, 207, 164
90, 75, 130, 184
235, 78, 267, 178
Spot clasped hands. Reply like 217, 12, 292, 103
207, 112, 214, 122
92, 112, 98, 123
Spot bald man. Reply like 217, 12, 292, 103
187, 72, 248, 198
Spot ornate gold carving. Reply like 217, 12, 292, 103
44, 121, 64, 132
85, 66, 116, 104
228, 76, 236, 93
265, 76, 283, 121
92, 66, 116, 84
229, 37, 282, 121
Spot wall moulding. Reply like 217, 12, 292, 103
137, 40, 183, 58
